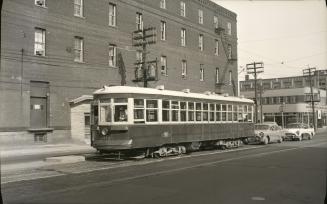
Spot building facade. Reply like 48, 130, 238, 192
240, 72, 327, 128
0, 0, 238, 144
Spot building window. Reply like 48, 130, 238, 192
35, 0, 46, 7
74, 0, 84, 17
181, 60, 187, 78
227, 22, 232, 35
136, 12, 143, 30
161, 56, 167, 76
215, 39, 219, 56
180, 1, 186, 17
109, 3, 116, 27
229, 71, 232, 85
214, 16, 218, 29
160, 0, 166, 9
227, 44, 232, 59
198, 9, 203, 24
108, 44, 116, 67
74, 36, 83, 62
34, 28, 46, 56
181, 28, 186, 47
215, 68, 219, 84
200, 65, 204, 81
199, 34, 203, 51
160, 21, 166, 41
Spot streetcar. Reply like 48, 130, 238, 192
90, 85, 254, 158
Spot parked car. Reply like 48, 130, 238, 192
253, 123, 284, 145
283, 123, 315, 141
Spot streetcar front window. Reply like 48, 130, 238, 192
91, 103, 98, 125
114, 105, 127, 122
113, 98, 128, 123
100, 105, 112, 123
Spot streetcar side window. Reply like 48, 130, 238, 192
146, 100, 158, 122
227, 104, 233, 122
91, 103, 98, 125
162, 100, 170, 122
247, 105, 253, 122
221, 104, 227, 121
203, 103, 208, 121
180, 102, 187, 122
171, 101, 179, 122
134, 99, 145, 123
243, 105, 248, 122
209, 104, 215, 122
196, 102, 202, 121
216, 104, 221, 122
188, 102, 195, 121
233, 105, 238, 122
238, 105, 243, 122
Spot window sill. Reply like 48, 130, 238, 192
74, 60, 85, 64
34, 54, 47, 58
74, 15, 86, 19
108, 25, 117, 29
35, 5, 47, 9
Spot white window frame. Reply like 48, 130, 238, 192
35, 0, 46, 7
215, 39, 219, 56
160, 0, 166, 9
181, 60, 187, 78
161, 56, 167, 76
136, 12, 143, 30
74, 0, 84, 17
199, 34, 203, 51
215, 68, 219, 84
109, 44, 117, 67
227, 22, 232, 35
34, 28, 46, 56
109, 3, 116, 27
180, 1, 186, 17
160, 21, 166, 41
214, 16, 218, 29
200, 65, 204, 81
227, 44, 232, 59
74, 36, 83, 62
181, 28, 186, 47
198, 9, 203, 24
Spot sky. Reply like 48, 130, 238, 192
213, 0, 327, 80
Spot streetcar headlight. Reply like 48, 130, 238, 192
101, 128, 109, 136
259, 132, 264, 137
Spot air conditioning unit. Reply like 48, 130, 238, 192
36, 0, 45, 6
35, 50, 44, 56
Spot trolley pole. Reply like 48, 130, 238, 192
246, 62, 264, 123
303, 67, 317, 131
132, 27, 157, 87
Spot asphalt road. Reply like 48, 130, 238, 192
1, 131, 327, 204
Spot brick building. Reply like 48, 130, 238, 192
0, 0, 238, 144
240, 71, 327, 128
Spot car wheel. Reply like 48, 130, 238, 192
262, 136, 269, 145
308, 134, 313, 140
278, 137, 283, 143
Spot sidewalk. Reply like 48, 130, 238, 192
0, 143, 96, 163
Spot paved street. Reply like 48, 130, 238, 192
1, 130, 327, 204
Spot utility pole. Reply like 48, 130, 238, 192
259, 81, 263, 123
246, 62, 264, 123
132, 27, 157, 87
303, 67, 318, 131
